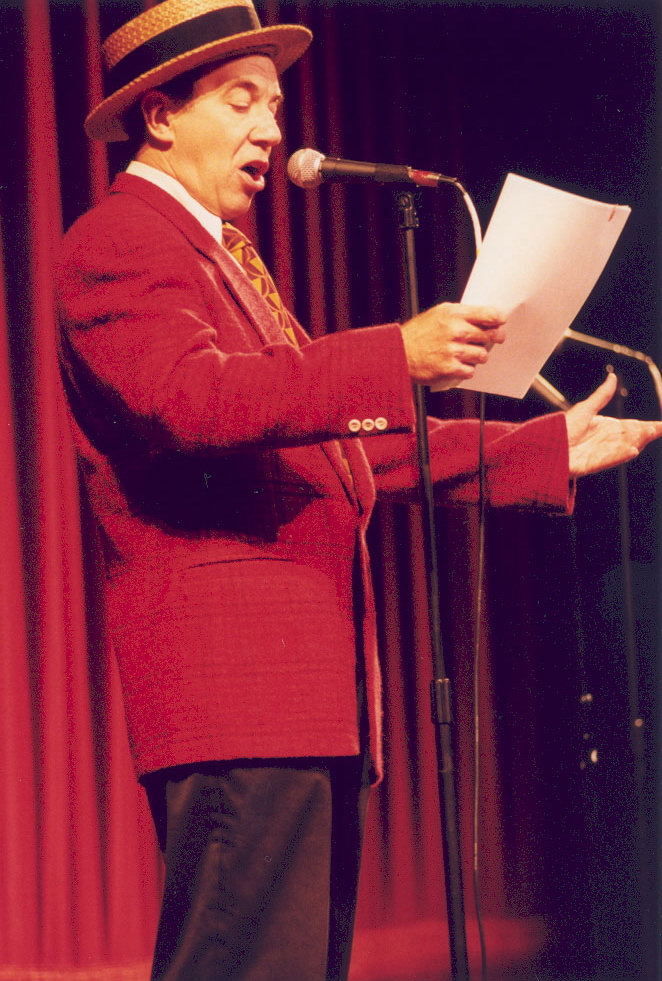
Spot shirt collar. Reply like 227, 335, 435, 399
126, 161, 224, 244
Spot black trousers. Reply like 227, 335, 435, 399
143, 755, 371, 981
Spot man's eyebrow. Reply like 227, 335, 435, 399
225, 79, 284, 105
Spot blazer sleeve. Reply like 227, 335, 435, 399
56, 201, 415, 454
363, 413, 575, 513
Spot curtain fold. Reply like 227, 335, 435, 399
1, 2, 658, 979
0, 218, 40, 974
1, 1, 160, 975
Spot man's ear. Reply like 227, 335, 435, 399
140, 89, 176, 146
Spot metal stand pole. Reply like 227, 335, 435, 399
397, 191, 470, 981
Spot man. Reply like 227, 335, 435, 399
55, 1, 661, 978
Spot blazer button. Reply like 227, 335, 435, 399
361, 418, 375, 432
375, 417, 388, 431
348, 418, 361, 433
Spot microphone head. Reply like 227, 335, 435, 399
287, 148, 325, 189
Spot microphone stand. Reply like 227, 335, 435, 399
397, 190, 470, 981
542, 330, 660, 978
563, 329, 660, 978
561, 334, 661, 779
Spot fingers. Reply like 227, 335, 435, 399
565, 372, 619, 448
450, 305, 507, 355
435, 305, 506, 370
580, 371, 618, 414
459, 304, 508, 328
447, 304, 507, 339
635, 419, 662, 450
463, 324, 507, 350
568, 416, 662, 477
400, 302, 508, 386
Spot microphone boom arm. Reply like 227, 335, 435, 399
565, 328, 662, 418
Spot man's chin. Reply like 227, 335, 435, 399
219, 194, 257, 222
221, 198, 253, 221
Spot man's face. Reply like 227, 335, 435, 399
153, 54, 283, 219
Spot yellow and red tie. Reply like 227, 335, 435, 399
222, 222, 299, 348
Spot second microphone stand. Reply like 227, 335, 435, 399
398, 190, 470, 981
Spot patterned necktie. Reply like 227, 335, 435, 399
222, 222, 299, 348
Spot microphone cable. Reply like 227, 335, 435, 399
473, 386, 489, 981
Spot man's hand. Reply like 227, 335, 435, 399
566, 372, 662, 477
400, 302, 507, 389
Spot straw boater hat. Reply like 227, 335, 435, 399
85, 0, 312, 142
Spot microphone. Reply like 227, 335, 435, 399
287, 147, 457, 190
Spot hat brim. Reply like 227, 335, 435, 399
85, 23, 312, 142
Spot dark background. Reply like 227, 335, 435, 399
269, 5, 660, 977
271, 4, 662, 978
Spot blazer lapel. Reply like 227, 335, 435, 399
111, 174, 369, 508
212, 248, 288, 349
111, 174, 286, 348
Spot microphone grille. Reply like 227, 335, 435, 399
287, 148, 324, 189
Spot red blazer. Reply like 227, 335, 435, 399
56, 174, 572, 780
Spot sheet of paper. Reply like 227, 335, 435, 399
433, 173, 631, 399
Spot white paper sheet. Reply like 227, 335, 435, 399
434, 173, 631, 399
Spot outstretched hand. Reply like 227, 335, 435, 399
565, 372, 662, 477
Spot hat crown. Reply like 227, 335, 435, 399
103, 0, 260, 71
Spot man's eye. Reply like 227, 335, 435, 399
230, 103, 250, 112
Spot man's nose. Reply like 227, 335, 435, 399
251, 109, 282, 147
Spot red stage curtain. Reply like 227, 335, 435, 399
1, 2, 658, 980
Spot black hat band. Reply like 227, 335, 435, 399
108, 6, 261, 95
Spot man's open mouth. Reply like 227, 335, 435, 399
241, 161, 268, 182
